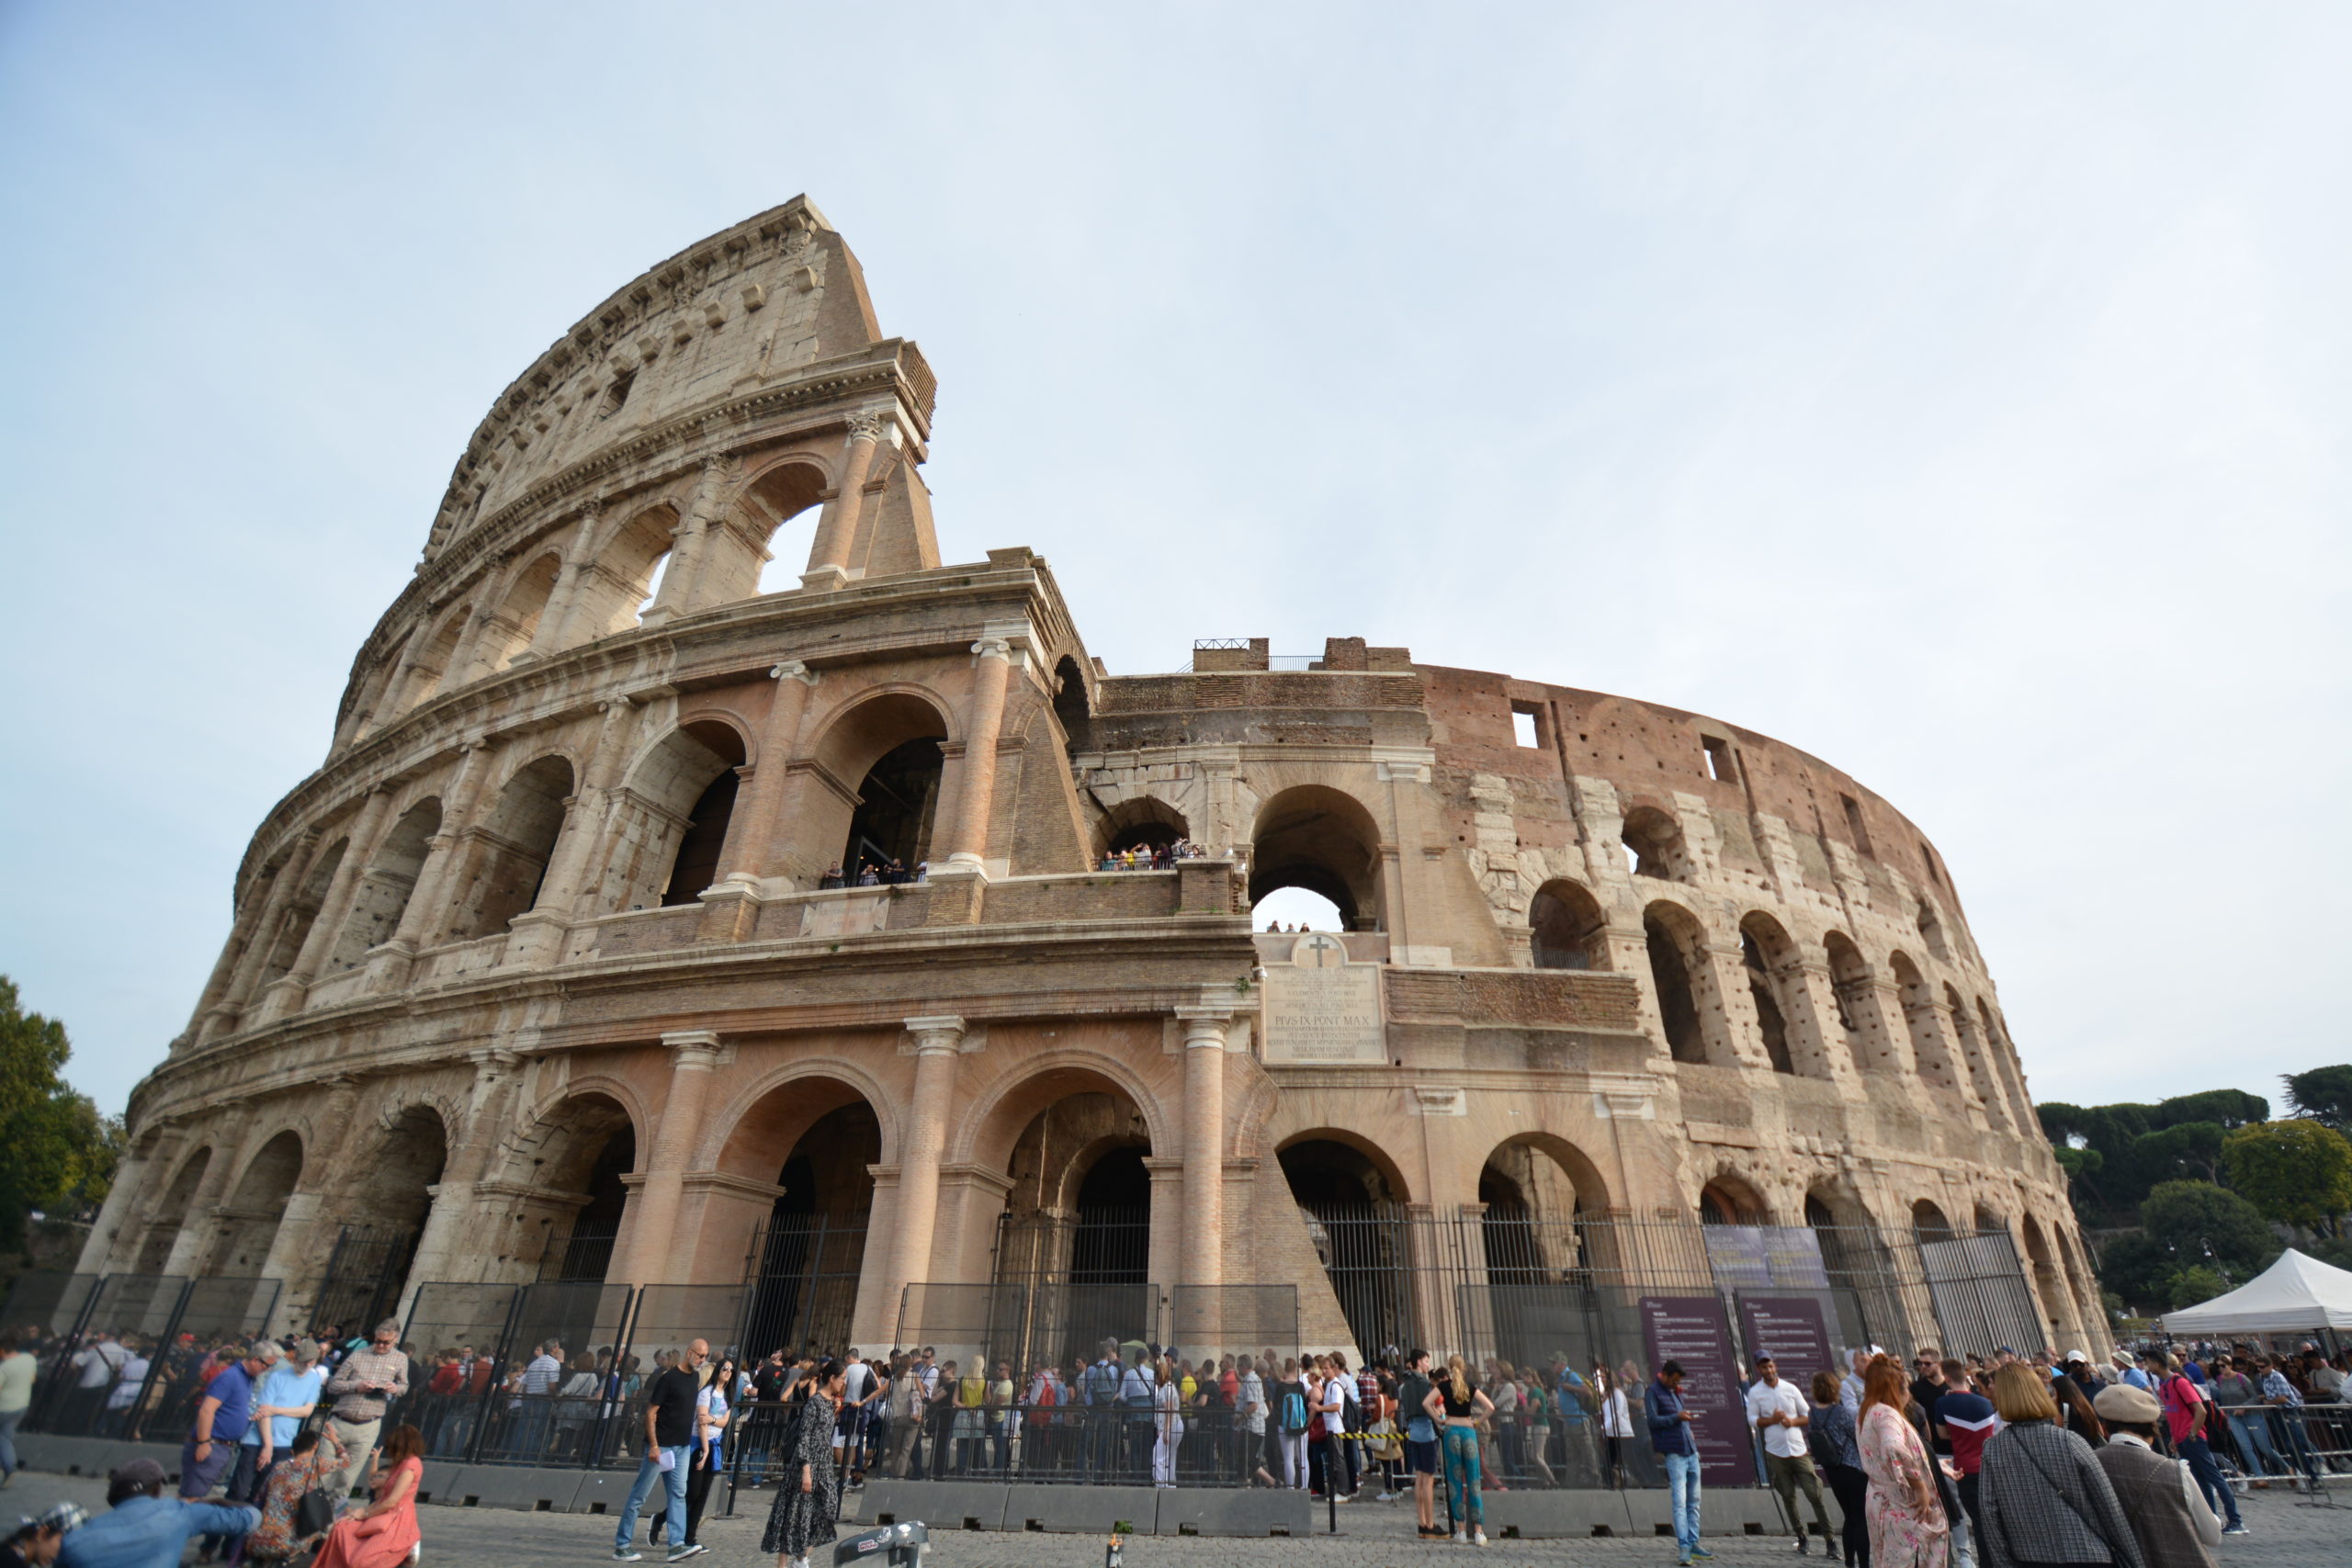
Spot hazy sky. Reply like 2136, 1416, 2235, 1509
3, 3, 2345, 1119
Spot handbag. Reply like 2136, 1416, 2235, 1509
293, 1449, 337, 1538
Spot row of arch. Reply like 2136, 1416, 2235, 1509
1523, 876, 2031, 1126
348, 457, 838, 740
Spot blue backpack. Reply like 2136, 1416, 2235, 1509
1281, 1387, 1309, 1433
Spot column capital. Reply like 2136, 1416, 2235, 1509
661, 1029, 727, 1068
769, 660, 820, 684
845, 407, 895, 445
969, 636, 1012, 661
902, 1015, 970, 1055
1175, 1009, 1231, 1048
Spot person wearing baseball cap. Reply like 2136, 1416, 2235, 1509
1, 1503, 83, 1567
56, 1460, 255, 1568
2090, 1382, 2222, 1565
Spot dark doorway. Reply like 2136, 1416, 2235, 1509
843, 738, 943, 877
662, 770, 740, 906
1069, 1145, 1149, 1285
550, 1128, 634, 1282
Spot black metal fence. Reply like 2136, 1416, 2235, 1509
310, 1225, 418, 1339
6, 1272, 280, 1441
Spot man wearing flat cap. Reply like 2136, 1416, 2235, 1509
2089, 1382, 2220, 1568
1, 1503, 83, 1567
58, 1460, 255, 1567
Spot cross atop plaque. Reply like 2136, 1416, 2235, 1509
1291, 932, 1348, 968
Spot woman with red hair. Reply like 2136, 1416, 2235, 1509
1858, 1354, 1948, 1567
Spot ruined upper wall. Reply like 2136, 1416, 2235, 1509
419, 197, 910, 560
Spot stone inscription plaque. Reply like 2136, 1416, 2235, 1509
1261, 936, 1385, 1065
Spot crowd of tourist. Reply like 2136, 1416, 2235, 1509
1096, 840, 1207, 872
3, 1314, 2346, 1567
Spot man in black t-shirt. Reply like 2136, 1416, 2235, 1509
614, 1338, 707, 1562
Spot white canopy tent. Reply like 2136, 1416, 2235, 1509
2161, 1247, 2352, 1335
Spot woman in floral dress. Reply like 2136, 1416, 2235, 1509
242, 1422, 346, 1562
763, 1359, 845, 1568
1857, 1355, 1948, 1568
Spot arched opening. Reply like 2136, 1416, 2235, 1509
499, 1091, 638, 1282
1823, 931, 1880, 1074
255, 839, 348, 992
136, 1147, 212, 1271
1642, 903, 1711, 1065
1051, 655, 1092, 753
210, 1132, 305, 1275
1278, 1135, 1412, 1358
569, 506, 674, 637
1477, 1136, 1601, 1276
1916, 900, 1951, 961
1738, 915, 1801, 1075
660, 727, 747, 906
998, 1091, 1154, 1284
2018, 1215, 2064, 1337
1945, 984, 2007, 1126
1251, 785, 1382, 932
1973, 1203, 2004, 1234
1978, 998, 2033, 1125
313, 1109, 446, 1332
801, 692, 952, 886
844, 738, 944, 880
744, 1093, 879, 1358
1889, 952, 1959, 1092
1620, 806, 1689, 882
467, 551, 562, 676
1698, 1177, 1766, 1226
1911, 1200, 1954, 1246
1095, 796, 1187, 862
595, 720, 749, 913
1529, 879, 1608, 971
1253, 886, 1345, 931
398, 604, 472, 712
328, 799, 441, 970
449, 755, 574, 941
727, 461, 829, 601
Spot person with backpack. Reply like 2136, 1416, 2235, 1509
1397, 1349, 1443, 1537
1275, 1359, 1311, 1490
2147, 1353, 2242, 1537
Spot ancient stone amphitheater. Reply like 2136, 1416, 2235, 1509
84, 198, 2098, 1375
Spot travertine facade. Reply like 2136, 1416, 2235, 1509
88, 199, 2098, 1357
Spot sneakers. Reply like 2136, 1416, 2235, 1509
1451, 1529, 1466, 1543
1796, 1537, 1809, 1554
1472, 1528, 1487, 1547
1676, 1556, 1694, 1567
1690, 1551, 1715, 1561
665, 1548, 707, 1563
612, 1552, 642, 1562
2222, 1523, 2251, 1536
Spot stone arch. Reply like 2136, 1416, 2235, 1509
396, 601, 473, 712
1911, 1199, 1955, 1245
136, 1145, 214, 1271
1529, 879, 1608, 971
254, 836, 349, 995
1888, 951, 1961, 1093
346, 629, 410, 740
1274, 1129, 1414, 1208
327, 797, 441, 971
1972, 1201, 2005, 1234
447, 752, 575, 940
1277, 1133, 1414, 1360
1477, 1132, 1611, 1283
718, 457, 831, 602
1915, 898, 1951, 962
2018, 1213, 2067, 1341
1642, 898, 1724, 1066
706, 1061, 899, 1176
1250, 784, 1385, 932
980, 1062, 1162, 1291
953, 1052, 1173, 1175
1620, 804, 1690, 882
1737, 911, 1808, 1076
1697, 1172, 1768, 1225
464, 549, 564, 677
1976, 998, 2033, 1125
802, 689, 954, 883
1943, 984, 2010, 1128
210, 1130, 306, 1275
1823, 931, 1883, 1075
1050, 654, 1092, 752
587, 721, 746, 914
575, 503, 677, 637
357, 1102, 451, 1237
1094, 795, 1188, 861
499, 1087, 641, 1282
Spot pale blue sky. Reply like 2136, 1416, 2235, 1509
3, 3, 2345, 1117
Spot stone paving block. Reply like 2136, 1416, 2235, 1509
1153, 1488, 1313, 1537
863, 1479, 1012, 1532
999, 1483, 1159, 1534
436, 1464, 589, 1512
1477, 1488, 1636, 1539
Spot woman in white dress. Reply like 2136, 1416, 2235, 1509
1152, 1355, 1184, 1486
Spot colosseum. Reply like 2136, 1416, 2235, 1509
78, 197, 2098, 1402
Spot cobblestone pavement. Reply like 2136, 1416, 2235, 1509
7, 1472, 2338, 1566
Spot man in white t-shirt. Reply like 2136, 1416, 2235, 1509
102, 1345, 153, 1438
837, 1351, 876, 1482
1746, 1354, 1834, 1555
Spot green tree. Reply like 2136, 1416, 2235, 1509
2140, 1179, 2278, 1279
0, 977, 118, 1250
2165, 1264, 2230, 1311
2282, 1066, 2352, 1135
2222, 1119, 2352, 1232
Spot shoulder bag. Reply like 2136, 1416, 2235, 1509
2000, 1435, 2132, 1568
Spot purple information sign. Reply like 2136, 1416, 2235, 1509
1736, 1295, 1837, 1393
1639, 1295, 1752, 1485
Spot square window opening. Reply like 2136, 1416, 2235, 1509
1841, 794, 1874, 857
1702, 735, 1737, 782
1510, 702, 1543, 749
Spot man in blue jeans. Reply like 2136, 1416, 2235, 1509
614, 1338, 708, 1562
1646, 1361, 1710, 1567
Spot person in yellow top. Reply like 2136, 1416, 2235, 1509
953, 1368, 986, 1472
